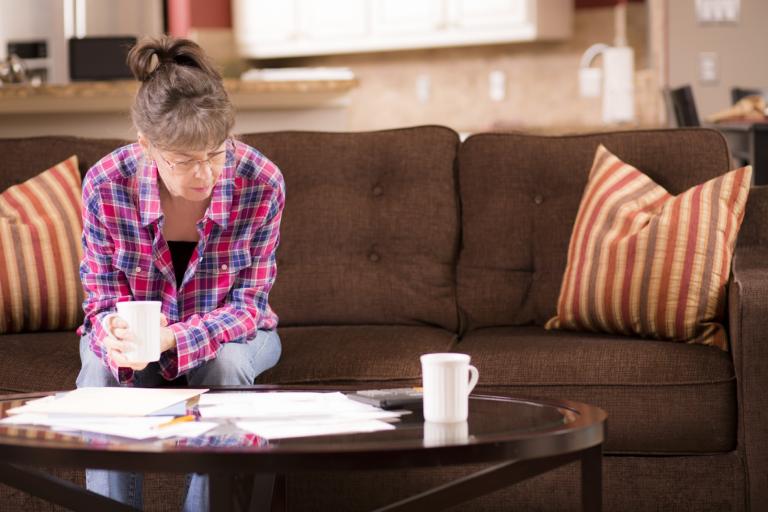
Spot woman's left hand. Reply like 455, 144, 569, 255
159, 313, 177, 352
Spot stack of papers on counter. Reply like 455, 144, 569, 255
240, 67, 355, 82
199, 392, 403, 440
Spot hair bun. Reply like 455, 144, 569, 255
127, 35, 221, 82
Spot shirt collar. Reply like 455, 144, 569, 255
137, 143, 236, 228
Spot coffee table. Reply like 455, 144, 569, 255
0, 386, 606, 511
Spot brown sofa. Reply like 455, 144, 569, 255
0, 126, 766, 511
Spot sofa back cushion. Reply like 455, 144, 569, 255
456, 129, 734, 332
1, 136, 128, 192
239, 126, 461, 330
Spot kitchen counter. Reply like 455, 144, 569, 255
0, 78, 359, 113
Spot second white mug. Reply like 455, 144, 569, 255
420, 353, 479, 423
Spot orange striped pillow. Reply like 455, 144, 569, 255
0, 156, 83, 333
545, 145, 751, 350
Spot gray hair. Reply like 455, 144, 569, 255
126, 35, 234, 151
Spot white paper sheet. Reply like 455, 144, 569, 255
1, 413, 218, 440
6, 388, 208, 417
236, 419, 395, 440
198, 391, 393, 419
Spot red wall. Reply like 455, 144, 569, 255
168, 0, 231, 36
575, 0, 644, 7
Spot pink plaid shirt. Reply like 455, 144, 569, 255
77, 140, 284, 384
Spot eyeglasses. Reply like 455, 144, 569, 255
153, 139, 231, 177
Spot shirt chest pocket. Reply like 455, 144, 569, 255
196, 249, 252, 276
113, 250, 157, 298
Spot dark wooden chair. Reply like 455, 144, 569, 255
731, 87, 768, 105
664, 85, 700, 127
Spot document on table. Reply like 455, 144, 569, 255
6, 388, 208, 417
197, 391, 402, 420
236, 419, 395, 440
0, 413, 218, 440
200, 391, 402, 439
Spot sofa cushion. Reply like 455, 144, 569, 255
238, 127, 461, 331
456, 129, 734, 332
256, 325, 457, 384
545, 145, 751, 350
453, 326, 736, 453
0, 331, 81, 393
0, 156, 84, 333
0, 136, 127, 191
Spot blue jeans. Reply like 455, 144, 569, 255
75, 330, 282, 511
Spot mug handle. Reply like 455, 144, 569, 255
467, 365, 479, 395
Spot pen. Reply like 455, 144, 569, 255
155, 415, 195, 429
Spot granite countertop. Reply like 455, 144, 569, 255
0, 78, 359, 113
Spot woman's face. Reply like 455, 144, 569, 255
144, 137, 229, 202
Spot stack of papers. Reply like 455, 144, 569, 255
0, 389, 403, 441
198, 392, 402, 440
6, 388, 207, 417
1, 413, 216, 440
1, 388, 214, 440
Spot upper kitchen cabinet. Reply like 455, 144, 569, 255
233, 0, 573, 59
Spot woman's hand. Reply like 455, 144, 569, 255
104, 315, 148, 371
105, 313, 176, 371
159, 314, 177, 352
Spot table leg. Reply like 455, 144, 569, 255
210, 473, 235, 512
248, 473, 278, 512
0, 463, 137, 512
581, 444, 603, 512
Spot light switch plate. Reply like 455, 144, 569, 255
488, 70, 506, 102
695, 0, 740, 23
699, 52, 719, 84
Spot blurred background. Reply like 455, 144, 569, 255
0, 0, 765, 143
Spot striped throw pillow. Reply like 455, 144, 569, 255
0, 156, 83, 333
545, 145, 751, 350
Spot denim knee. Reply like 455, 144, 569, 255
186, 330, 281, 387
76, 336, 118, 388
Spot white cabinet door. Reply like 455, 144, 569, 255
371, 0, 445, 35
297, 0, 367, 39
449, 0, 528, 29
233, 0, 296, 44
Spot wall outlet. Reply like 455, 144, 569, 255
699, 52, 718, 84
416, 73, 431, 103
489, 70, 506, 102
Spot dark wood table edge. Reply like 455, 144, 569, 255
0, 387, 607, 512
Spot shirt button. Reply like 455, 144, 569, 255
221, 264, 228, 271
369, 253, 380, 263
135, 266, 142, 273
533, 194, 544, 205
372, 186, 383, 197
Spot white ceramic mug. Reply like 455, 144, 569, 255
420, 353, 479, 423
423, 421, 469, 447
116, 301, 162, 363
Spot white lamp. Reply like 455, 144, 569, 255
577, 1, 635, 124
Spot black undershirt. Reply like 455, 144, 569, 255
167, 241, 197, 288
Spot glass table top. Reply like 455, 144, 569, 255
0, 390, 582, 454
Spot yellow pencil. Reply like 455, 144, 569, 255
155, 415, 195, 429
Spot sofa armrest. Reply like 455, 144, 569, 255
729, 244, 768, 509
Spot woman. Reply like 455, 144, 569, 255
75, 35, 284, 510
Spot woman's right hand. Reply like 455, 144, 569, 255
104, 315, 148, 371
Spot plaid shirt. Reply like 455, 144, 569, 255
77, 140, 284, 384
